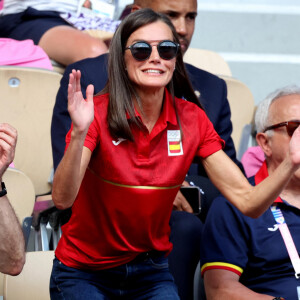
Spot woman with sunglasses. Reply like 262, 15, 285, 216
50, 8, 300, 300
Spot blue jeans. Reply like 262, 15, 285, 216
50, 254, 180, 300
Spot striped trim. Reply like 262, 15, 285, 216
101, 177, 181, 190
201, 262, 243, 276
87, 168, 181, 190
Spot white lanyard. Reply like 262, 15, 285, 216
271, 205, 300, 279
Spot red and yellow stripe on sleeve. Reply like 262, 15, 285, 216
201, 262, 243, 276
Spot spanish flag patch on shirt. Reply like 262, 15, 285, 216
167, 130, 183, 156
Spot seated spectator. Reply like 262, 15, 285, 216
0, 38, 52, 69
0, 0, 109, 66
0, 123, 25, 275
201, 85, 300, 300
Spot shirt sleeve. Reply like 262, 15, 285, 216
200, 196, 250, 277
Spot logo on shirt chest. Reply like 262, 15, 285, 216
112, 138, 126, 146
268, 224, 279, 232
167, 130, 183, 156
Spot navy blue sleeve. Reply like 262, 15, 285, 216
200, 196, 250, 276
51, 54, 109, 171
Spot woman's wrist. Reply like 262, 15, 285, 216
71, 127, 88, 141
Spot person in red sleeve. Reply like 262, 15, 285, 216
50, 9, 300, 299
201, 85, 300, 300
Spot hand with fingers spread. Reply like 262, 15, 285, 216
0, 123, 17, 179
68, 69, 95, 136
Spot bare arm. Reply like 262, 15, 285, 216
204, 269, 275, 300
0, 123, 25, 275
202, 136, 300, 217
52, 70, 94, 210
0, 194, 25, 275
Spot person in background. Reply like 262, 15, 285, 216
201, 85, 300, 300
0, 123, 25, 275
0, 0, 108, 66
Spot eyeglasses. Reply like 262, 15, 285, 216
263, 120, 300, 137
125, 40, 180, 61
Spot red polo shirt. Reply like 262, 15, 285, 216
55, 89, 224, 270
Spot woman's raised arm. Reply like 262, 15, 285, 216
202, 127, 300, 218
52, 70, 94, 210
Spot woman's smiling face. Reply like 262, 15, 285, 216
124, 21, 177, 94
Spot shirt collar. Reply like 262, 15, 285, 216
160, 88, 178, 126
254, 161, 283, 204
125, 88, 178, 127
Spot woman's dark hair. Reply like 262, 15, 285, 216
103, 8, 202, 141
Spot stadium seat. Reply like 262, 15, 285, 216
2, 168, 36, 224
219, 76, 255, 157
183, 48, 232, 77
0, 66, 62, 195
3, 251, 54, 300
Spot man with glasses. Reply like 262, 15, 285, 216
50, 0, 240, 299
201, 85, 300, 300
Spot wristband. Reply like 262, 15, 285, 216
0, 182, 7, 197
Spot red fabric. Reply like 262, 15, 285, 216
55, 89, 224, 270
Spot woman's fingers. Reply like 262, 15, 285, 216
86, 84, 94, 103
74, 70, 82, 93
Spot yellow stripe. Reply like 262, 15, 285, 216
87, 168, 181, 190
169, 144, 181, 151
201, 262, 243, 274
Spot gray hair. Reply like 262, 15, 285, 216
255, 85, 300, 134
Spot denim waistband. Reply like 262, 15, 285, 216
131, 250, 166, 263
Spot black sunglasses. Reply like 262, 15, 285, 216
125, 40, 180, 61
263, 120, 300, 137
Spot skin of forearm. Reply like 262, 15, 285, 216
0, 196, 25, 275
204, 151, 297, 218
206, 287, 275, 300
52, 131, 87, 210
204, 275, 275, 300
